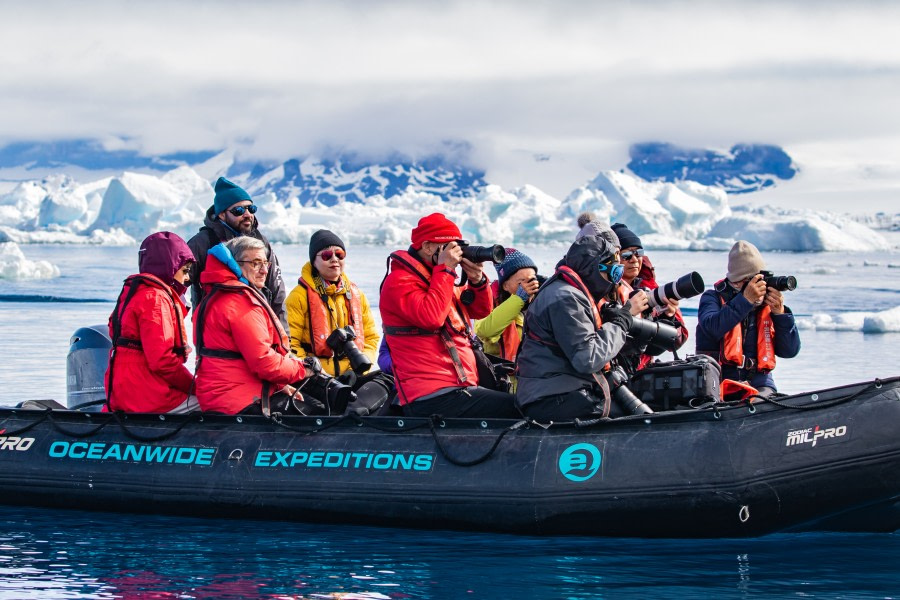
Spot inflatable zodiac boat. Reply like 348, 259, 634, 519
1, 375, 898, 537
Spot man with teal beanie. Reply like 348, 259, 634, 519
187, 177, 289, 333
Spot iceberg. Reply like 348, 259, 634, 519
0, 155, 892, 252
796, 306, 900, 333
0, 242, 60, 280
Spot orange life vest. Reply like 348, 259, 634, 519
718, 286, 776, 372
297, 277, 366, 358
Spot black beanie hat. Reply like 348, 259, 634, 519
308, 229, 346, 266
611, 223, 642, 249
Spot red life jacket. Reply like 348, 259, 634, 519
717, 279, 776, 372
297, 277, 366, 358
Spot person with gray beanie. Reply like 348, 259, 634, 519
695, 240, 801, 397
187, 177, 289, 333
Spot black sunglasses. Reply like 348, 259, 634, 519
620, 249, 645, 261
228, 204, 258, 217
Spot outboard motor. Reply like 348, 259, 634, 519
66, 324, 111, 411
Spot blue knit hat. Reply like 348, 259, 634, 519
495, 248, 537, 289
213, 177, 252, 215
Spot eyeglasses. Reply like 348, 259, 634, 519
317, 248, 346, 261
620, 249, 645, 261
228, 204, 258, 217
238, 259, 270, 271
599, 261, 624, 284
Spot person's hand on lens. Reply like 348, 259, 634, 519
625, 290, 649, 316
764, 287, 785, 315
743, 274, 767, 306
601, 303, 634, 332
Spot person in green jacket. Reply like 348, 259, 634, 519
474, 249, 540, 372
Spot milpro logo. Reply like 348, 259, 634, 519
558, 443, 602, 482
785, 424, 848, 448
0, 434, 35, 452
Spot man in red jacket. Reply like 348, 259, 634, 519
380, 213, 519, 418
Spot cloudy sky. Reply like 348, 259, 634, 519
2, 0, 899, 208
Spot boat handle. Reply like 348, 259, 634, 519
228, 449, 244, 461
738, 505, 750, 523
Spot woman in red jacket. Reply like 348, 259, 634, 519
193, 237, 307, 415
105, 231, 196, 413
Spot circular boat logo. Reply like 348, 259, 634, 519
558, 443, 602, 482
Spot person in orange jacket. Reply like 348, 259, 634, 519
105, 232, 197, 413
379, 213, 519, 418
193, 236, 308, 415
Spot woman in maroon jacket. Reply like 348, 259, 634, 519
105, 232, 196, 413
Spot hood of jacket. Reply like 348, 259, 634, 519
138, 232, 194, 285
564, 234, 616, 299
201, 243, 250, 287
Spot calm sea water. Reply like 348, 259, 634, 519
1, 242, 899, 599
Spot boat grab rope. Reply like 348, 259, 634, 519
756, 379, 883, 412
110, 411, 199, 442
428, 416, 529, 467
1, 408, 199, 443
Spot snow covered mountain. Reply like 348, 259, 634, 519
0, 138, 891, 254
627, 142, 797, 194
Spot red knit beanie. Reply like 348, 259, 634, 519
410, 213, 462, 249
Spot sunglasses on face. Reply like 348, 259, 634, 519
228, 204, 258, 217
317, 248, 346, 261
238, 259, 269, 271
621, 249, 645, 261
599, 261, 625, 284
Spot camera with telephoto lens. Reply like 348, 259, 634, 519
646, 271, 705, 310
760, 270, 798, 292
326, 325, 373, 375
606, 366, 653, 415
293, 371, 355, 415
457, 240, 506, 264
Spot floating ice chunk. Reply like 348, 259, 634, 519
0, 242, 60, 280
862, 306, 900, 333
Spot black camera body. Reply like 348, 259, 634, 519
760, 270, 797, 292
326, 325, 373, 375
293, 371, 355, 415
457, 240, 506, 264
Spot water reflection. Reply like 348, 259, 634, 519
0, 507, 897, 599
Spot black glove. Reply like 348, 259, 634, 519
301, 356, 323, 377
601, 303, 634, 332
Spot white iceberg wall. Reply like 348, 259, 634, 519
0, 241, 60, 280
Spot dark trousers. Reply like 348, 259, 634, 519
403, 386, 521, 419
522, 388, 606, 422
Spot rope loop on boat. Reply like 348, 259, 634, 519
428, 416, 528, 467
110, 410, 198, 442
761, 380, 881, 411
0, 408, 51, 436
46, 412, 114, 438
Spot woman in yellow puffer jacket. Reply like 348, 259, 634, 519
285, 230, 379, 377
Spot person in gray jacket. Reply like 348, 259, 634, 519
516, 234, 635, 421
187, 177, 289, 334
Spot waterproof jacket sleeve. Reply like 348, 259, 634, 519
474, 295, 525, 342
386, 266, 459, 329
187, 230, 213, 311
137, 289, 194, 394
550, 287, 627, 375
773, 309, 801, 358
285, 283, 310, 359
231, 303, 304, 385
697, 289, 754, 340
464, 276, 495, 320
359, 290, 380, 362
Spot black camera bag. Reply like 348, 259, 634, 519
629, 354, 721, 411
